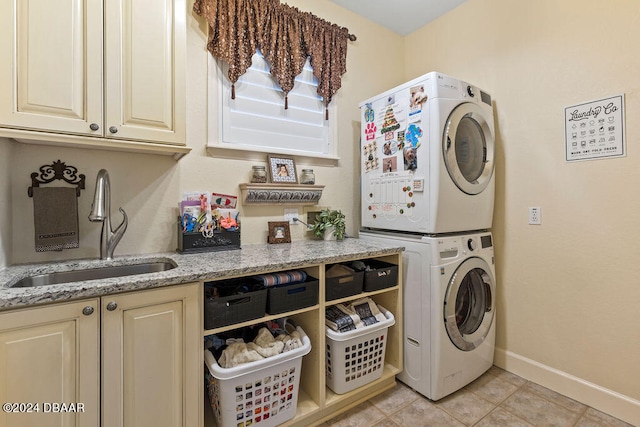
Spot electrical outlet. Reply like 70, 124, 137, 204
528, 207, 541, 225
284, 208, 300, 225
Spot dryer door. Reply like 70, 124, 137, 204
444, 257, 495, 351
443, 103, 495, 195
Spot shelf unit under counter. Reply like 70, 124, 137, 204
201, 253, 403, 427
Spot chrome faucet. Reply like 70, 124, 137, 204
88, 169, 128, 260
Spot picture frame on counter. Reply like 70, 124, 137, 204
268, 155, 298, 184
268, 221, 291, 244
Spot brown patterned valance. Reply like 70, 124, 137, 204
193, 0, 350, 115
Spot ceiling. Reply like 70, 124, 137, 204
328, 0, 468, 36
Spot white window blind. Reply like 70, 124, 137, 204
210, 51, 337, 158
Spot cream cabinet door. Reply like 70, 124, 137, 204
0, 0, 103, 136
104, 0, 186, 145
101, 283, 200, 427
0, 299, 100, 427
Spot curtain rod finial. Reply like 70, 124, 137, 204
348, 33, 357, 42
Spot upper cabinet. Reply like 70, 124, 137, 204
0, 0, 189, 158
104, 0, 186, 145
0, 0, 103, 136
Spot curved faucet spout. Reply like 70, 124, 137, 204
88, 169, 128, 260
107, 208, 128, 259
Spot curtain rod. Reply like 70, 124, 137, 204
348, 33, 357, 41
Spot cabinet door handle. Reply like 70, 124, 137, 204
106, 301, 118, 311
109, 126, 118, 134
82, 306, 95, 316
89, 123, 99, 131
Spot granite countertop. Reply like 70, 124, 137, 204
0, 239, 404, 311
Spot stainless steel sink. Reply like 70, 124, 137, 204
11, 260, 177, 288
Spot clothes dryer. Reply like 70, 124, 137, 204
360, 72, 495, 234
359, 229, 496, 400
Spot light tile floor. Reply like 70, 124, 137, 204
321, 366, 634, 427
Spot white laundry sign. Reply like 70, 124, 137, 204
564, 94, 625, 162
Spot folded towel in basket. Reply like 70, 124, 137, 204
217, 327, 302, 368
325, 264, 354, 278
32, 187, 79, 252
350, 297, 387, 326
254, 270, 307, 287
248, 327, 285, 358
218, 342, 264, 368
326, 298, 387, 332
276, 329, 303, 352
325, 304, 364, 332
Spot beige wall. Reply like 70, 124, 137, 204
404, 0, 640, 418
0, 138, 11, 267
7, 0, 404, 262
10, 143, 181, 263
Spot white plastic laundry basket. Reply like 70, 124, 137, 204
205, 326, 311, 427
325, 310, 395, 394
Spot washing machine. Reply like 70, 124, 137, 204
359, 71, 495, 234
359, 229, 496, 400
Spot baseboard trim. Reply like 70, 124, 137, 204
494, 347, 640, 426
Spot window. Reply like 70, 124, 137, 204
208, 51, 337, 159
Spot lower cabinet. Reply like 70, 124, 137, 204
0, 299, 100, 427
102, 283, 201, 427
0, 282, 200, 427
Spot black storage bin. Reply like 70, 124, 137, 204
177, 217, 240, 254
266, 277, 319, 314
204, 278, 266, 329
362, 260, 399, 292
325, 265, 364, 301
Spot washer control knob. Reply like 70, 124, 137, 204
467, 86, 475, 97
467, 238, 476, 251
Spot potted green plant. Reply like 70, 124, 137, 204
311, 209, 346, 241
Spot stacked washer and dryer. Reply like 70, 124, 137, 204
358, 72, 497, 400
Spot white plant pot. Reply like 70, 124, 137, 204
323, 226, 337, 241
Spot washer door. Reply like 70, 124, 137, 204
444, 257, 495, 351
443, 103, 494, 195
